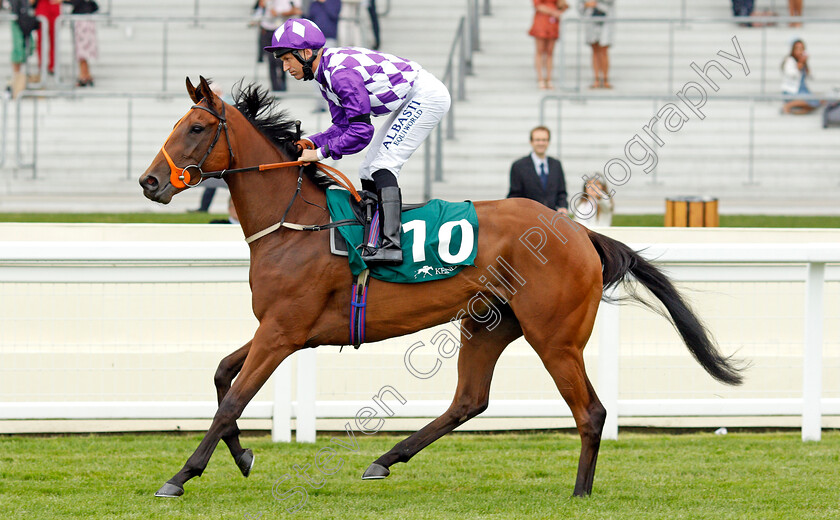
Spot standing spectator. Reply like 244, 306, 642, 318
307, 0, 341, 112
34, 0, 61, 75
731, 0, 754, 18
787, 0, 802, 27
781, 38, 820, 115
366, 0, 380, 50
256, 0, 302, 92
507, 126, 568, 213
731, 0, 754, 27
529, 0, 568, 90
7, 0, 36, 98
64, 0, 98, 87
307, 0, 340, 48
573, 174, 613, 227
579, 0, 614, 89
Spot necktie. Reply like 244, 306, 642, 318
539, 162, 548, 190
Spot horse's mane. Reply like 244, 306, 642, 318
232, 83, 338, 191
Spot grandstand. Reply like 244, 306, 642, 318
0, 0, 838, 213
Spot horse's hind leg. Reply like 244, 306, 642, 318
534, 344, 606, 496
363, 309, 522, 479
213, 341, 254, 476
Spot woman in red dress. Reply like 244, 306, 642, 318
529, 0, 568, 90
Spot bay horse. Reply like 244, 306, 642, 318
139, 77, 744, 499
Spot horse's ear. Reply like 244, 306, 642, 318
198, 76, 215, 104
186, 77, 201, 103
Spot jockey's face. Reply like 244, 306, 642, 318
280, 49, 313, 80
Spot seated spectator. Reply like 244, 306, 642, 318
782, 38, 821, 115
573, 174, 613, 227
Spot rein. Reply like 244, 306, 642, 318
159, 98, 363, 244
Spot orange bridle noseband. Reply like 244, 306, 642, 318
159, 100, 235, 189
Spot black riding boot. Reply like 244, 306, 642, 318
361, 185, 403, 266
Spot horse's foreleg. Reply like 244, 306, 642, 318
363, 312, 522, 480
534, 346, 606, 497
156, 333, 298, 497
213, 341, 253, 476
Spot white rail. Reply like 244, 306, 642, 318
0, 239, 838, 442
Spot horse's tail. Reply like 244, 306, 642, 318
585, 228, 745, 386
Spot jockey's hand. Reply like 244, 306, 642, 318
295, 139, 315, 152
299, 149, 320, 164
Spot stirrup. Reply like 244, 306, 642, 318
361, 245, 403, 265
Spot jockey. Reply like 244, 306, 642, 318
265, 19, 451, 266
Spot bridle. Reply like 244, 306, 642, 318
158, 97, 363, 244
160, 100, 235, 189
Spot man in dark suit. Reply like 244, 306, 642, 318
507, 126, 568, 213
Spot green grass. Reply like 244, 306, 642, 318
612, 214, 840, 228
1, 431, 838, 519
0, 213, 838, 227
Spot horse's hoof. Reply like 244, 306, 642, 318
236, 448, 255, 478
154, 482, 184, 498
361, 463, 390, 480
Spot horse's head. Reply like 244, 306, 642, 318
139, 76, 234, 204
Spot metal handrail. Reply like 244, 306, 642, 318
424, 0, 487, 199
539, 92, 840, 187
379, 0, 391, 17
13, 90, 323, 179
0, 95, 7, 169
558, 15, 840, 96
52, 14, 266, 90
15, 90, 180, 178
51, 12, 373, 90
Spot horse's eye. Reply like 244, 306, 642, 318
190, 124, 204, 134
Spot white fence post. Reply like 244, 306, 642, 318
271, 361, 292, 443
802, 261, 825, 442
598, 292, 620, 441
295, 348, 317, 443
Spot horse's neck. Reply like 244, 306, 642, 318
226, 146, 327, 243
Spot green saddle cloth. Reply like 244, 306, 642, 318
325, 189, 479, 283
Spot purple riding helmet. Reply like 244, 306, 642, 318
264, 19, 327, 81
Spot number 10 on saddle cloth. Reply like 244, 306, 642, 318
325, 189, 479, 283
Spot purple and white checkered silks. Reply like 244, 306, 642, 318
317, 47, 421, 116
